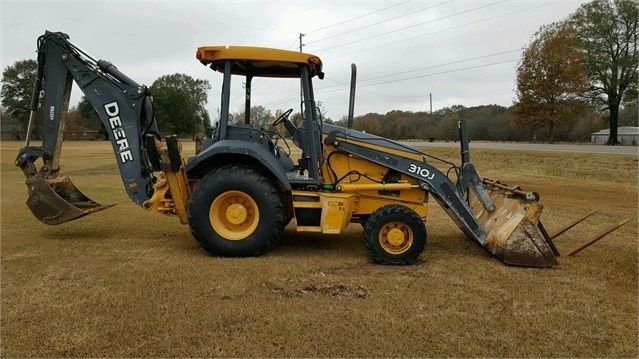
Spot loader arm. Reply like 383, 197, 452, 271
324, 127, 488, 244
15, 31, 160, 224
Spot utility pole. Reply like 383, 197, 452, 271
299, 33, 305, 116
429, 93, 432, 114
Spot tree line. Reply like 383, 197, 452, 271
335, 102, 636, 143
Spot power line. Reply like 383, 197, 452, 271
357, 49, 521, 84
313, 0, 510, 53
319, 50, 521, 91
264, 92, 300, 108
357, 58, 520, 88
323, 78, 426, 98
308, 0, 454, 45
432, 96, 452, 108
316, 58, 519, 94
358, 88, 433, 99
323, 0, 563, 61
284, 37, 299, 50
304, 0, 412, 35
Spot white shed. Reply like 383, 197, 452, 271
591, 126, 639, 145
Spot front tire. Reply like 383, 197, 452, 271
188, 164, 285, 257
363, 205, 426, 265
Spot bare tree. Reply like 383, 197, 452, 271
570, 0, 638, 145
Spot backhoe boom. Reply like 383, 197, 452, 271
16, 31, 160, 210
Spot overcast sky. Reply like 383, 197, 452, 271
1, 0, 590, 121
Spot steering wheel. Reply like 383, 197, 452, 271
272, 108, 294, 126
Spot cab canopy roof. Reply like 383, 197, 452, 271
196, 46, 323, 79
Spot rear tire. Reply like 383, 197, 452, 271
188, 164, 285, 257
363, 205, 426, 265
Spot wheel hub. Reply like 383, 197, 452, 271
387, 228, 406, 247
210, 190, 259, 241
380, 222, 413, 254
226, 203, 248, 225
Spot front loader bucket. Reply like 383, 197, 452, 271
25, 175, 114, 225
469, 183, 559, 267
468, 180, 630, 267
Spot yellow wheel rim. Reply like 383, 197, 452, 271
210, 190, 259, 240
379, 221, 413, 254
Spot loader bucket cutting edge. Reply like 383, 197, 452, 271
25, 175, 114, 225
470, 186, 559, 267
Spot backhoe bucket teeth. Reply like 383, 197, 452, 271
470, 185, 559, 267
25, 175, 114, 225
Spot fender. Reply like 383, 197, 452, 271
186, 139, 292, 191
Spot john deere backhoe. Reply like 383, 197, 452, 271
15, 31, 626, 267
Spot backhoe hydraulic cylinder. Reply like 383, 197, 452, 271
97, 60, 140, 87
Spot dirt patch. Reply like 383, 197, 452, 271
268, 278, 369, 299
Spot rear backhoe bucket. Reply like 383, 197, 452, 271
25, 175, 114, 225
469, 183, 559, 267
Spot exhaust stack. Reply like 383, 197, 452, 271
347, 63, 356, 129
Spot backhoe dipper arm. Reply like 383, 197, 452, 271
16, 31, 159, 206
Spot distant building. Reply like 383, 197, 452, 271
591, 127, 639, 145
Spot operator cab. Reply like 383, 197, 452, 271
195, 45, 325, 184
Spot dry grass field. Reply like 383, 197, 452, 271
1, 140, 637, 357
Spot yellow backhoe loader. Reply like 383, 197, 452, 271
15, 31, 627, 267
